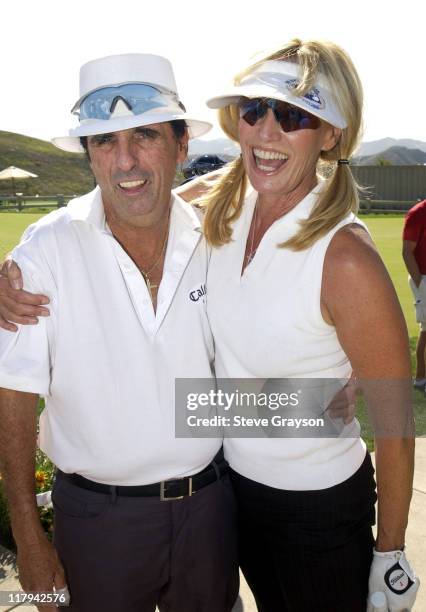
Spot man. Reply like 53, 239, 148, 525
0, 53, 238, 612
403, 198, 426, 388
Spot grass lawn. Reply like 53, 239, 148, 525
0, 212, 46, 259
364, 215, 416, 337
359, 216, 426, 447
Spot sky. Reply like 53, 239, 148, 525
1, 0, 424, 146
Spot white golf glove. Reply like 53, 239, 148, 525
367, 548, 420, 611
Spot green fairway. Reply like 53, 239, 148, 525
364, 216, 415, 337
0, 212, 45, 260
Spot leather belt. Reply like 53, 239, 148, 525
57, 459, 228, 501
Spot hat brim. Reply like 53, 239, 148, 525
52, 112, 212, 153
206, 84, 347, 130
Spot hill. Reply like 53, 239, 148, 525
189, 138, 426, 166
356, 138, 426, 157
190, 136, 426, 161
354, 146, 426, 166
0, 131, 93, 196
2, 131, 425, 197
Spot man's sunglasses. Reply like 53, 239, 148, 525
238, 97, 321, 132
76, 83, 183, 121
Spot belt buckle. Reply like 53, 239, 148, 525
160, 477, 193, 501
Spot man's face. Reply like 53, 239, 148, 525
87, 123, 188, 229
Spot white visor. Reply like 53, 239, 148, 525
206, 60, 347, 129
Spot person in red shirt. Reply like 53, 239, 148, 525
402, 199, 426, 387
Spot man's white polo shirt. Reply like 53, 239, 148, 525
0, 188, 220, 485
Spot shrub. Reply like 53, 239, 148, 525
0, 448, 55, 551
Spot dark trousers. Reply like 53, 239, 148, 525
230, 452, 377, 612
52, 472, 239, 612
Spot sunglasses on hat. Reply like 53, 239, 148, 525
76, 83, 185, 121
238, 97, 321, 132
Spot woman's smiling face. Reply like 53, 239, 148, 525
238, 103, 340, 203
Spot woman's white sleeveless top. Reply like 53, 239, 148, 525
207, 185, 366, 490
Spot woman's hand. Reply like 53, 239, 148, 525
325, 373, 357, 424
174, 169, 222, 203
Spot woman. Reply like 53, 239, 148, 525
177, 39, 417, 611
0, 39, 418, 611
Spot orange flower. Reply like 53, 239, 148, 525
35, 470, 47, 486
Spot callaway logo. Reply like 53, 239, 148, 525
189, 283, 206, 302
384, 562, 414, 595
285, 79, 325, 110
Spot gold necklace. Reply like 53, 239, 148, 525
138, 214, 170, 300
246, 199, 259, 266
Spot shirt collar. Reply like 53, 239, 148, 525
242, 180, 324, 240
171, 189, 203, 234
66, 187, 107, 230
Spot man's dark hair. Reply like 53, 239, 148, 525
80, 136, 89, 159
170, 120, 187, 140
79, 120, 187, 161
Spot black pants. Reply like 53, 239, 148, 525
52, 472, 239, 612
230, 452, 377, 612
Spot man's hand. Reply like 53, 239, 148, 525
0, 258, 49, 332
326, 375, 357, 424
367, 548, 419, 611
17, 533, 69, 611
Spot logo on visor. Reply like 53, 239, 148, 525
285, 79, 325, 110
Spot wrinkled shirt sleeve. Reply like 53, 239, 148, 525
0, 235, 56, 396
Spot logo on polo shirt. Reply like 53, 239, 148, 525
189, 283, 207, 303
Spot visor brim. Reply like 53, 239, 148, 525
206, 84, 347, 130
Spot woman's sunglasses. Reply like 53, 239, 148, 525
238, 97, 321, 133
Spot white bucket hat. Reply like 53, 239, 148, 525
53, 53, 212, 153
206, 60, 347, 129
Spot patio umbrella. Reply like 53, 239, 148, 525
0, 165, 38, 194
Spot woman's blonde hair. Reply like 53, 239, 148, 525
200, 39, 363, 250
